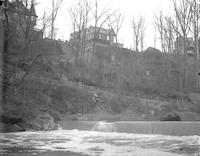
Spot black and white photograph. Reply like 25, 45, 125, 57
0, 0, 200, 155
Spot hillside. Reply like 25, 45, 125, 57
1, 42, 200, 132
2, 69, 199, 132
62, 80, 200, 122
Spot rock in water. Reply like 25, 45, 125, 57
189, 92, 200, 105
92, 121, 116, 132
160, 113, 181, 121
28, 113, 59, 131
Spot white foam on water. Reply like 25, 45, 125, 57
0, 130, 199, 156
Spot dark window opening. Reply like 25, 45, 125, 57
0, 0, 3, 6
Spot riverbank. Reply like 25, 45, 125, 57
1, 78, 200, 133
62, 84, 200, 122
1, 53, 200, 133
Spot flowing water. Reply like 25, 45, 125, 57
0, 121, 199, 156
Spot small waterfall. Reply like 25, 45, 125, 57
92, 121, 116, 132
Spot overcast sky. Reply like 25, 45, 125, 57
35, 0, 174, 50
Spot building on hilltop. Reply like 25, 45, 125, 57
174, 37, 195, 56
69, 26, 123, 49
0, 0, 43, 48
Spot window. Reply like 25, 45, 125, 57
146, 70, 150, 76
31, 16, 35, 21
14, 13, 18, 18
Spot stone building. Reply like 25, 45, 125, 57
174, 37, 195, 56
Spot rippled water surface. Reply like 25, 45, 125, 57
0, 129, 199, 156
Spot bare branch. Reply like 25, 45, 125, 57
131, 15, 145, 52
107, 12, 124, 43
50, 0, 63, 39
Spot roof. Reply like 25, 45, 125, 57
30, 3, 37, 17
144, 47, 161, 54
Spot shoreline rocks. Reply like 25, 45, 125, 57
160, 113, 181, 121
27, 113, 59, 131
189, 92, 200, 105
0, 113, 59, 133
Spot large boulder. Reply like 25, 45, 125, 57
27, 113, 59, 131
160, 113, 181, 121
189, 92, 200, 105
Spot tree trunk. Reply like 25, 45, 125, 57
183, 34, 187, 92
2, 0, 9, 105
194, 30, 199, 89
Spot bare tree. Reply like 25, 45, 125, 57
163, 16, 175, 53
154, 12, 175, 53
190, 0, 200, 60
173, 0, 194, 91
1, 0, 9, 105
90, 0, 116, 60
140, 21, 146, 52
10, 0, 38, 49
50, 0, 63, 40
68, 0, 91, 86
69, 0, 90, 59
154, 10, 166, 52
40, 10, 51, 38
162, 17, 176, 82
154, 27, 157, 48
187, 0, 200, 88
131, 15, 145, 52
107, 12, 124, 44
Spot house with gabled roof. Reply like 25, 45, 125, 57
0, 0, 43, 48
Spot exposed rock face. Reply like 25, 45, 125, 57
189, 93, 200, 105
0, 115, 25, 132
0, 113, 59, 132
92, 121, 116, 132
2, 123, 26, 132
1, 115, 24, 124
26, 113, 59, 131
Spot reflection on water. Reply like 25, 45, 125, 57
92, 121, 116, 132
60, 121, 200, 136
0, 129, 199, 156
